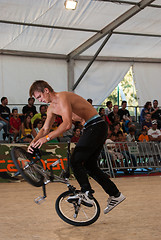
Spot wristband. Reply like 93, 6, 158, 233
46, 135, 50, 141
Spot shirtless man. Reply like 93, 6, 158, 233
28, 80, 125, 213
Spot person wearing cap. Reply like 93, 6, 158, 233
147, 120, 161, 142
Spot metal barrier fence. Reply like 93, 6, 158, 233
98, 142, 161, 178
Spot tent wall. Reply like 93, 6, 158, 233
0, 55, 67, 105
133, 63, 161, 106
74, 60, 131, 105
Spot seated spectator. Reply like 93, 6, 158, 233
20, 114, 34, 143
108, 105, 119, 124
31, 104, 47, 124
0, 97, 10, 141
22, 97, 37, 116
124, 120, 132, 134
105, 101, 112, 115
116, 131, 137, 173
142, 113, 152, 131
71, 127, 81, 143
99, 107, 111, 125
118, 100, 131, 122
105, 132, 124, 168
140, 101, 152, 123
138, 129, 149, 142
9, 107, 21, 143
126, 126, 136, 142
32, 118, 43, 136
148, 120, 161, 142
113, 122, 125, 137
41, 113, 47, 126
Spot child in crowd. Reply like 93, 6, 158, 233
105, 132, 124, 168
138, 129, 149, 142
32, 118, 43, 136
71, 127, 81, 143
9, 107, 21, 143
126, 126, 136, 142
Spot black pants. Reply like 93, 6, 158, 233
70, 117, 119, 196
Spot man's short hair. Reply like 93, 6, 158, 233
28, 97, 35, 102
1, 97, 7, 103
122, 100, 127, 105
106, 101, 112, 107
29, 80, 53, 97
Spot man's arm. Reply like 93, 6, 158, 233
28, 94, 73, 151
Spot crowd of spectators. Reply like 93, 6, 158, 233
1, 96, 161, 145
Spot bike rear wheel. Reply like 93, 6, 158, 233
11, 147, 44, 187
55, 190, 100, 226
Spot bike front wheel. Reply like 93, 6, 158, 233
11, 147, 44, 187
55, 190, 100, 226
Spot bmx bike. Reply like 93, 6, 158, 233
10, 143, 100, 226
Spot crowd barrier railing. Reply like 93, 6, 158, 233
98, 142, 161, 178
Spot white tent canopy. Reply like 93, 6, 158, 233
0, 0, 161, 106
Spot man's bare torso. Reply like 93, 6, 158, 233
48, 91, 98, 123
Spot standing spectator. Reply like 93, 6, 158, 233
108, 105, 119, 124
138, 129, 149, 142
118, 101, 131, 122
0, 97, 10, 140
148, 120, 161, 142
71, 127, 81, 143
31, 104, 47, 124
105, 101, 112, 115
140, 101, 152, 123
99, 107, 111, 125
22, 97, 37, 116
142, 113, 152, 131
87, 98, 93, 105
9, 107, 21, 142
151, 100, 161, 129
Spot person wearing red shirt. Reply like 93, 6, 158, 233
9, 108, 21, 142
71, 127, 81, 143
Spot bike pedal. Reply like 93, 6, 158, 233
34, 196, 46, 205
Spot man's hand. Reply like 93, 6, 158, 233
32, 137, 47, 149
27, 141, 35, 154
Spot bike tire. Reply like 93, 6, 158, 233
11, 146, 44, 187
55, 190, 100, 226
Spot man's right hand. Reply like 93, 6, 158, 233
27, 142, 35, 154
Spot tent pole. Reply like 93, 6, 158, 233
67, 59, 75, 92
72, 32, 112, 91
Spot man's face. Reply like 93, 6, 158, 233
109, 103, 112, 109
145, 114, 151, 121
122, 102, 127, 109
2, 98, 8, 106
29, 98, 35, 106
152, 124, 157, 130
113, 105, 119, 113
34, 89, 50, 104
153, 101, 158, 108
